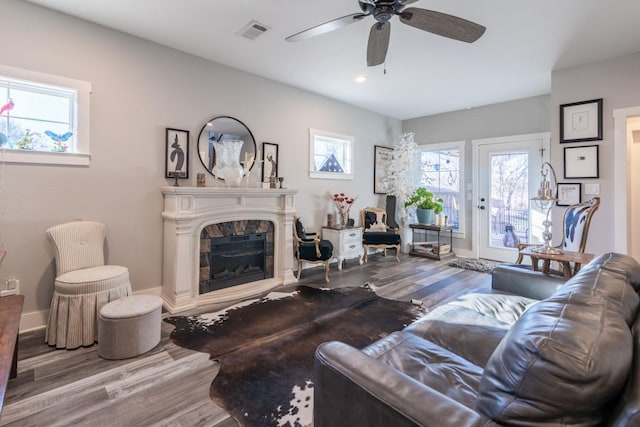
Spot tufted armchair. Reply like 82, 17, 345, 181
293, 217, 333, 282
46, 221, 132, 349
360, 205, 401, 263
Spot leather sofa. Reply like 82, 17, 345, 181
314, 253, 640, 426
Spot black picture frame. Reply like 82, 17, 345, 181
564, 145, 599, 179
556, 183, 582, 207
559, 98, 603, 143
165, 128, 189, 179
262, 142, 278, 182
374, 145, 393, 194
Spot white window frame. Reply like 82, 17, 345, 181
416, 140, 466, 238
0, 64, 91, 166
308, 128, 354, 180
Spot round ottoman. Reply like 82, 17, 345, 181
98, 294, 163, 360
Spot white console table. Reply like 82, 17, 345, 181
322, 227, 364, 271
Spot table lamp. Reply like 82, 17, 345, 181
531, 161, 562, 254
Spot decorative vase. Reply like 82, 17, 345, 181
416, 208, 435, 225
340, 212, 348, 228
214, 140, 245, 188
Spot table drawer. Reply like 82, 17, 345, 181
341, 229, 362, 244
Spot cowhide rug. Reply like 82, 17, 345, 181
165, 285, 424, 427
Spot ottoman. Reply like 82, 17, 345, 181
98, 294, 163, 360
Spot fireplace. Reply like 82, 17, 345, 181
161, 187, 298, 313
199, 220, 275, 293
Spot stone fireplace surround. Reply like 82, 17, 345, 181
161, 187, 298, 313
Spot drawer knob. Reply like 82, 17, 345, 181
350, 245, 356, 249
349, 233, 356, 237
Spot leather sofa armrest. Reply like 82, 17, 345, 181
491, 264, 566, 300
314, 341, 494, 427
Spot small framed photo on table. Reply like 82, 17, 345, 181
556, 183, 581, 207
165, 128, 190, 179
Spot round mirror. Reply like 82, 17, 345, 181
197, 116, 257, 180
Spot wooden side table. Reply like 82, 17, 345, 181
322, 227, 364, 271
409, 224, 455, 260
519, 246, 595, 278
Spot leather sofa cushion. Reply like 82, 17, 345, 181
477, 295, 632, 426
551, 266, 640, 326
587, 252, 640, 291
363, 332, 483, 410
446, 293, 537, 326
404, 302, 519, 367
606, 316, 640, 426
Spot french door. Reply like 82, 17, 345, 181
473, 133, 550, 262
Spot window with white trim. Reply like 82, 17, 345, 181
417, 141, 466, 235
309, 128, 354, 180
0, 64, 91, 166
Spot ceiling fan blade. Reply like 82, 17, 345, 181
367, 22, 391, 67
399, 7, 486, 43
399, 0, 419, 4
286, 13, 368, 42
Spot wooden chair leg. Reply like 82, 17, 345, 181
297, 260, 302, 279
395, 246, 400, 262
364, 245, 369, 263
324, 261, 330, 283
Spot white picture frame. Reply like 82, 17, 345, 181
556, 183, 581, 206
564, 145, 599, 179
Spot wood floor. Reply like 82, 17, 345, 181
2, 253, 491, 427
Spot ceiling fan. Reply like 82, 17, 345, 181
286, 0, 486, 67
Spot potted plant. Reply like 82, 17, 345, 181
404, 187, 444, 224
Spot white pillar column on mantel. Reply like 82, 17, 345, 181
160, 186, 298, 314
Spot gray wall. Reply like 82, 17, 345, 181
551, 51, 640, 255
1, 0, 401, 327
402, 95, 551, 251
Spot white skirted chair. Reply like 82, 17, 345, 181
46, 221, 132, 349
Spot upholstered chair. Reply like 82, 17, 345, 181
293, 217, 333, 282
360, 206, 401, 263
46, 221, 132, 349
515, 197, 600, 266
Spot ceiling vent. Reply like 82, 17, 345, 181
238, 21, 270, 40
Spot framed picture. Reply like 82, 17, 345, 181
308, 128, 354, 180
560, 98, 603, 143
374, 145, 393, 194
564, 145, 599, 179
165, 128, 189, 179
262, 142, 278, 182
556, 183, 582, 206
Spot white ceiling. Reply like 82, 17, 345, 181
26, 0, 640, 120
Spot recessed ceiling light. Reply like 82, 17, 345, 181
354, 76, 367, 83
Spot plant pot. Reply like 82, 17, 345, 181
416, 208, 435, 225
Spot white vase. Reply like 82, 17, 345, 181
214, 140, 245, 188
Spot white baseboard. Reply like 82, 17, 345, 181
17, 286, 165, 333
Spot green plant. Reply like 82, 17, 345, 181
404, 187, 444, 214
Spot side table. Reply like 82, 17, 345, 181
409, 223, 455, 260
322, 227, 364, 271
518, 246, 595, 278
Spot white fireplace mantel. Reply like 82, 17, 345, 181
161, 186, 298, 313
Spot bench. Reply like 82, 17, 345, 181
0, 295, 24, 414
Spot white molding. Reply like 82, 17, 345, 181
612, 106, 640, 254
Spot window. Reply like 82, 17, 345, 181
309, 128, 354, 180
417, 141, 465, 235
0, 64, 91, 166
